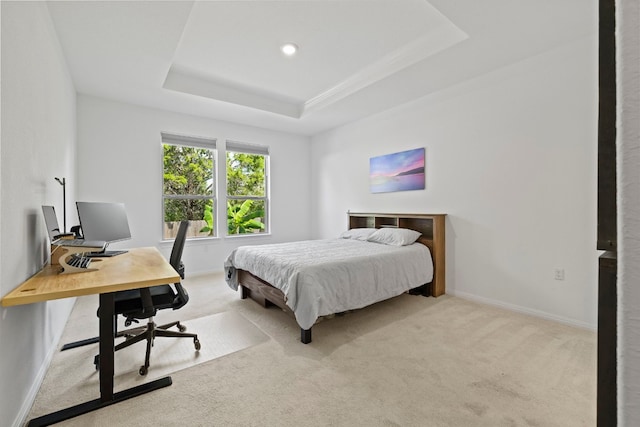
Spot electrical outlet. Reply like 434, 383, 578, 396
554, 269, 565, 281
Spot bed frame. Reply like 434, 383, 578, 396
238, 212, 446, 343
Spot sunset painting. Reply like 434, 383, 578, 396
370, 148, 425, 193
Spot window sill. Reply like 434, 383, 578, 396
159, 236, 220, 247
158, 233, 271, 246
224, 233, 271, 239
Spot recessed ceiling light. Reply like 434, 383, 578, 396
281, 43, 298, 56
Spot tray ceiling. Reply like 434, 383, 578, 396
46, 0, 596, 135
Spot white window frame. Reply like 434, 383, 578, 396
225, 140, 270, 237
161, 132, 217, 240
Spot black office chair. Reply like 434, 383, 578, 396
94, 220, 200, 375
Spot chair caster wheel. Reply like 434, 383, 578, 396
178, 323, 186, 332
194, 339, 201, 351
94, 355, 100, 370
139, 365, 148, 376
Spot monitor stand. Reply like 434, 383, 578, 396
85, 245, 128, 258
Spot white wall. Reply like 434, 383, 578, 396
310, 35, 599, 328
0, 2, 77, 426
617, 0, 640, 423
76, 95, 311, 274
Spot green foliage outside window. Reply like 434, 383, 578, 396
227, 200, 265, 234
163, 144, 214, 238
226, 152, 265, 197
199, 200, 265, 236
199, 203, 215, 236
226, 151, 267, 235
163, 143, 267, 237
163, 145, 213, 197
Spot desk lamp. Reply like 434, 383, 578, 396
54, 177, 66, 233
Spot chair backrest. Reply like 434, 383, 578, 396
170, 221, 190, 310
170, 220, 189, 277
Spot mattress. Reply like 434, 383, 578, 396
224, 238, 433, 330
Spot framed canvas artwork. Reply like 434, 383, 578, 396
370, 148, 425, 193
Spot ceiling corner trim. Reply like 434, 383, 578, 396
301, 23, 468, 117
163, 66, 302, 119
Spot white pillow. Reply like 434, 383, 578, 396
339, 228, 377, 241
367, 228, 421, 246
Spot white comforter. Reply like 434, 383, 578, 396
224, 239, 433, 330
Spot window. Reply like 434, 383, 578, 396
162, 132, 216, 239
226, 141, 269, 235
161, 134, 269, 240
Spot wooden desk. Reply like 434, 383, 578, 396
1, 247, 180, 427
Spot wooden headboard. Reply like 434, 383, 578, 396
347, 212, 446, 297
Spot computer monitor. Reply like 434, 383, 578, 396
76, 202, 131, 256
42, 205, 63, 242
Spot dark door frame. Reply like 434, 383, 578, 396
597, 0, 617, 425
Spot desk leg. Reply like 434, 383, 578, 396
61, 312, 117, 351
99, 292, 115, 400
27, 292, 172, 427
60, 336, 100, 351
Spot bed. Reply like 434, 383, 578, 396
224, 212, 446, 343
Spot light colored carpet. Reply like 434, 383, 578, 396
26, 273, 596, 426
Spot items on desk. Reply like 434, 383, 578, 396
84, 250, 128, 258
43, 205, 106, 249
70, 225, 83, 238
54, 177, 67, 233
1, 247, 181, 426
43, 204, 114, 273
67, 254, 91, 269
50, 244, 104, 274
70, 201, 133, 258
53, 232, 75, 240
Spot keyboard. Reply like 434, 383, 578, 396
66, 254, 91, 269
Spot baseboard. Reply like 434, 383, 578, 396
449, 290, 596, 331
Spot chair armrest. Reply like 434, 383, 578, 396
139, 287, 156, 317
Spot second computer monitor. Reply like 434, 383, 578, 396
76, 201, 131, 243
